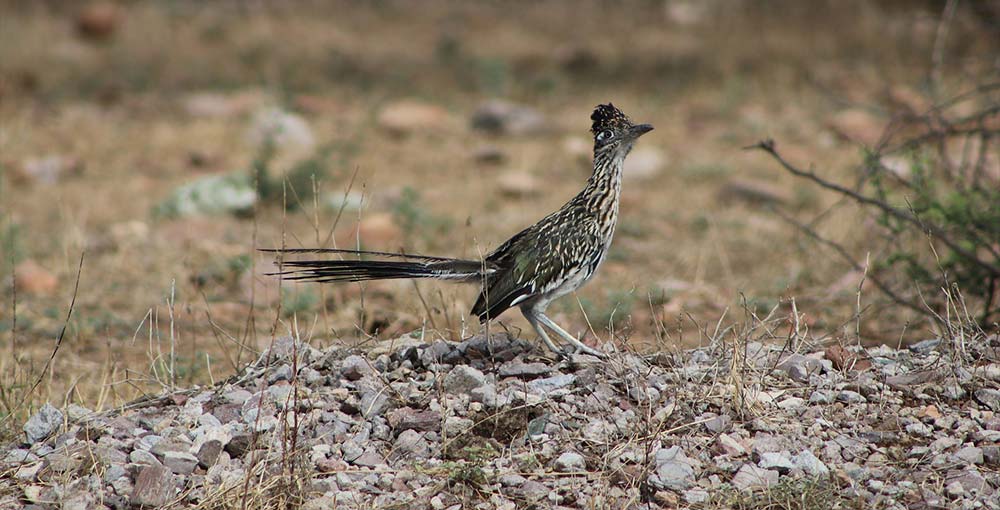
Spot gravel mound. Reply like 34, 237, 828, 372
3, 333, 1000, 509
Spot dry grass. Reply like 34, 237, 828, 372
0, 0, 997, 434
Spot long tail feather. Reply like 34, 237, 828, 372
265, 251, 490, 284
259, 247, 453, 262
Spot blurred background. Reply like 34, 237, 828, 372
1, 1, 997, 410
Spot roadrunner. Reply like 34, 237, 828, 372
267, 103, 652, 358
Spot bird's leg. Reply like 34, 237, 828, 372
536, 313, 606, 358
522, 309, 567, 358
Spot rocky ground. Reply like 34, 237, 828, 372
3, 332, 1000, 509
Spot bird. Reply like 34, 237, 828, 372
265, 103, 653, 358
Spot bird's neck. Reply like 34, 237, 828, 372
579, 150, 625, 211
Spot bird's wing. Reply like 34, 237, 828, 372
471, 227, 566, 321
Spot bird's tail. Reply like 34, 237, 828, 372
261, 248, 489, 284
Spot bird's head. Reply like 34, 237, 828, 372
590, 103, 653, 156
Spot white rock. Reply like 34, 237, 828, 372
444, 365, 487, 393
247, 108, 316, 155
732, 464, 779, 490
758, 451, 794, 474
554, 451, 586, 472
792, 449, 829, 477
23, 404, 63, 444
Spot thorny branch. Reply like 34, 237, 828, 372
747, 139, 1000, 279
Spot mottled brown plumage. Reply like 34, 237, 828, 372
266, 103, 653, 358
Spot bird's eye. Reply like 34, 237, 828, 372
597, 130, 614, 142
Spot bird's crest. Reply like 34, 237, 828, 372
591, 103, 632, 133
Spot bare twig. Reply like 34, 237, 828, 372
747, 139, 1000, 279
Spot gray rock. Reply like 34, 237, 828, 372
341, 440, 364, 462
342, 355, 373, 381
392, 430, 430, 459
150, 439, 190, 458
300, 366, 326, 386
809, 390, 836, 404
247, 108, 315, 154
775, 354, 822, 382
554, 451, 586, 472
906, 422, 933, 437
162, 451, 199, 475
154, 172, 257, 218
352, 450, 384, 467
628, 385, 662, 403
95, 444, 128, 464
931, 436, 960, 452
499, 361, 551, 379
716, 434, 746, 457
442, 416, 474, 437
777, 397, 805, 409
886, 369, 942, 388
684, 488, 710, 504
267, 364, 293, 383
131, 464, 175, 507
15, 462, 42, 482
135, 434, 163, 451
443, 365, 487, 393
703, 414, 732, 434
359, 385, 390, 418
197, 440, 223, 469
840, 462, 869, 481
223, 389, 253, 405
792, 450, 829, 477
267, 384, 294, 407
3, 449, 38, 464
129, 449, 161, 467
303, 496, 337, 510
61, 491, 94, 510
758, 451, 795, 474
750, 433, 788, 456
387, 408, 441, 432
528, 374, 576, 394
65, 404, 93, 422
908, 338, 942, 354
23, 404, 63, 444
470, 383, 498, 406
836, 390, 866, 404
103, 464, 128, 483
732, 464, 779, 490
945, 480, 965, 498
224, 434, 252, 459
420, 341, 453, 366
197, 413, 222, 428
975, 389, 1000, 412
211, 404, 242, 424
652, 447, 695, 490
500, 473, 527, 486
983, 445, 1000, 466
511, 480, 549, 502
947, 469, 991, 496
955, 446, 984, 465
858, 430, 899, 445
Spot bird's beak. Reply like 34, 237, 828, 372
630, 124, 654, 139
